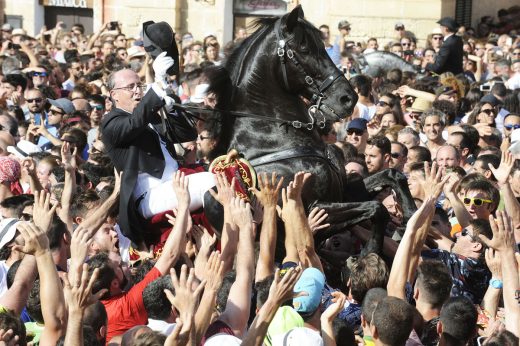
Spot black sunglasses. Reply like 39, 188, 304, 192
347, 128, 364, 136
378, 100, 389, 107
481, 109, 495, 115
391, 152, 401, 159
26, 98, 43, 103
32, 72, 48, 77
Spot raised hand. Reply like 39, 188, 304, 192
12, 222, 49, 257
485, 248, 502, 280
321, 291, 347, 322
249, 172, 284, 208
32, 190, 58, 233
192, 225, 216, 254
480, 211, 516, 253
60, 141, 77, 172
164, 265, 206, 321
0, 328, 19, 346
21, 157, 36, 176
63, 264, 106, 313
308, 207, 330, 234
208, 173, 236, 209
488, 150, 514, 186
172, 171, 190, 210
229, 196, 253, 230
204, 251, 225, 291
422, 161, 448, 199
285, 171, 311, 203
268, 266, 304, 305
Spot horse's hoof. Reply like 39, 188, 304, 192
225, 149, 239, 163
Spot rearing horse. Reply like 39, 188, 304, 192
205, 6, 397, 255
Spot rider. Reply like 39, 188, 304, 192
101, 25, 215, 246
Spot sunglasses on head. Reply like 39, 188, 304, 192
481, 109, 495, 115
463, 197, 492, 206
347, 128, 364, 136
504, 124, 520, 130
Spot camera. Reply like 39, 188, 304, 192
109, 21, 118, 30
7, 42, 21, 50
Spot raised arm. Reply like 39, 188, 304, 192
480, 249, 502, 320
58, 142, 77, 230
218, 197, 255, 337
241, 267, 302, 346
387, 196, 436, 299
76, 169, 121, 238
155, 171, 190, 275
250, 172, 283, 282
443, 173, 472, 229
87, 22, 109, 50
194, 251, 224, 344
14, 222, 67, 345
0, 255, 37, 316
480, 211, 520, 337
208, 173, 238, 273
63, 264, 105, 346
488, 151, 520, 241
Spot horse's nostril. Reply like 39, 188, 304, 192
339, 95, 350, 105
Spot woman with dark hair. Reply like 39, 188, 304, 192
502, 89, 520, 114
375, 93, 403, 120
460, 87, 483, 119
467, 101, 497, 127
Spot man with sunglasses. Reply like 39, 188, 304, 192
23, 88, 46, 125
29, 98, 75, 150
502, 113, 520, 139
28, 67, 49, 88
425, 17, 463, 75
345, 118, 368, 154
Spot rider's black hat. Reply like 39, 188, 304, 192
142, 21, 179, 76
436, 17, 459, 32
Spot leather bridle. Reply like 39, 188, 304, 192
274, 18, 343, 130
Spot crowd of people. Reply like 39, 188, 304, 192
0, 5, 518, 346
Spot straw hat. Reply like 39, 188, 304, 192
406, 98, 432, 113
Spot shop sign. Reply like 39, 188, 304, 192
43, 0, 92, 8
234, 0, 287, 16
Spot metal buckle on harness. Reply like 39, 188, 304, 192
277, 40, 286, 57
305, 76, 314, 85
287, 49, 294, 59
292, 121, 302, 129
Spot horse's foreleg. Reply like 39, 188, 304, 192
312, 201, 389, 256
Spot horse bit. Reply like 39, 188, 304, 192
274, 19, 343, 131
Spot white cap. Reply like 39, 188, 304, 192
7, 140, 42, 159
272, 327, 324, 346
127, 46, 145, 59
509, 128, 520, 155
204, 333, 242, 345
0, 218, 21, 249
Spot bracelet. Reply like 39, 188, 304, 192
489, 278, 503, 289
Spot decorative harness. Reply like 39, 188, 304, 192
273, 19, 343, 130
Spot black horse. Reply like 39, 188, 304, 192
204, 6, 414, 255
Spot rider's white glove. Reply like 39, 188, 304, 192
164, 95, 175, 112
152, 51, 174, 87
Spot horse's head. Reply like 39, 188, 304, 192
274, 6, 358, 123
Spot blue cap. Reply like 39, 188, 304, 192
347, 118, 368, 131
292, 268, 325, 314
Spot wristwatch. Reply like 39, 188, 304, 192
489, 278, 503, 289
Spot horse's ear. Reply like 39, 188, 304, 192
285, 5, 304, 32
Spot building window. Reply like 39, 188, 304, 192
455, 0, 472, 29
4, 15, 23, 29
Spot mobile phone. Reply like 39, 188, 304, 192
110, 21, 118, 30
34, 114, 42, 126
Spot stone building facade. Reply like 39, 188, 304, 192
1, 0, 516, 46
